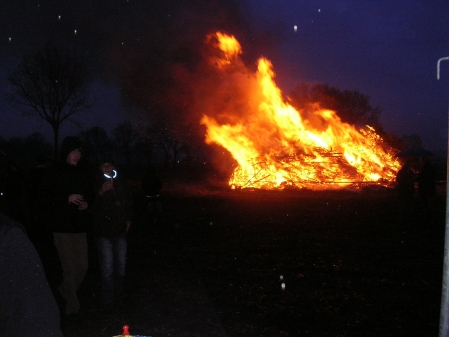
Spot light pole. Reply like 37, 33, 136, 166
438, 55, 449, 337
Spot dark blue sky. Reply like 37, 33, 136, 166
242, 1, 449, 151
1, 0, 448, 151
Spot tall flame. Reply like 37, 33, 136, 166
200, 32, 400, 190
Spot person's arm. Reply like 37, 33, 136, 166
98, 181, 113, 196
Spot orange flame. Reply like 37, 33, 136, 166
200, 32, 400, 190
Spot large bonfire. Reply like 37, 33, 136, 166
200, 32, 400, 190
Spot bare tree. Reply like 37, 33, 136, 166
7, 44, 91, 159
289, 83, 381, 128
79, 126, 113, 165
110, 121, 159, 177
147, 112, 189, 169
400, 134, 423, 149
112, 122, 141, 169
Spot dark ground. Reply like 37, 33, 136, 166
34, 180, 447, 337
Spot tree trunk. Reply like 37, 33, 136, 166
53, 125, 59, 161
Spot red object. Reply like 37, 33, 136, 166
122, 325, 130, 335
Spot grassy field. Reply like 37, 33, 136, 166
44, 180, 446, 336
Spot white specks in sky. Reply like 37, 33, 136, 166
318, 8, 321, 12
294, 25, 297, 32
8, 37, 11, 43
74, 29, 77, 35
58, 15, 61, 20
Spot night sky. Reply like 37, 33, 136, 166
1, 0, 448, 151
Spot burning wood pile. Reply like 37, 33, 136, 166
200, 32, 400, 190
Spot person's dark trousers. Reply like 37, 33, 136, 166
53, 232, 88, 315
95, 233, 127, 305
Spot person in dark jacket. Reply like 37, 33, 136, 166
141, 167, 163, 223
40, 136, 94, 317
26, 155, 53, 223
417, 156, 437, 217
1, 156, 25, 222
0, 212, 63, 336
24, 155, 54, 258
92, 157, 132, 309
395, 160, 416, 224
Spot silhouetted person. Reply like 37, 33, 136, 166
26, 155, 53, 222
0, 212, 63, 336
417, 156, 437, 218
0, 155, 25, 222
142, 167, 163, 223
40, 136, 94, 319
92, 157, 132, 312
24, 155, 54, 258
395, 160, 415, 222
0, 151, 9, 215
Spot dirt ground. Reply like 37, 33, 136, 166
38, 179, 447, 337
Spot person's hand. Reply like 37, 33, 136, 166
68, 194, 84, 205
78, 201, 88, 210
99, 181, 113, 196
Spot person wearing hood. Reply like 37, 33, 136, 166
40, 136, 94, 319
92, 157, 132, 312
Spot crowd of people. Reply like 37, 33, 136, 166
0, 135, 163, 336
